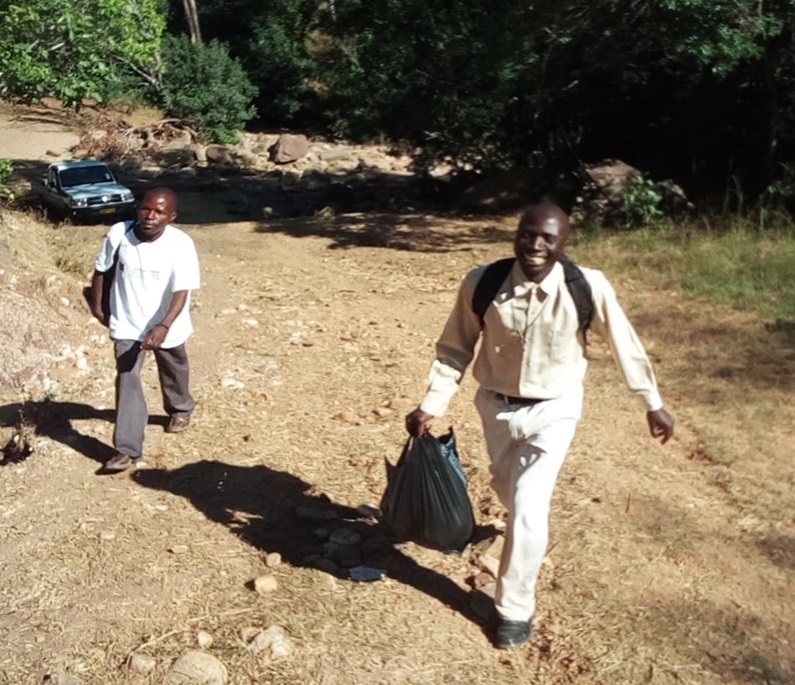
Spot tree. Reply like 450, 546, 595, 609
182, 0, 202, 44
160, 34, 257, 142
318, 0, 795, 197
0, 0, 165, 107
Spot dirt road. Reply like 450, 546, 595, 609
0, 102, 792, 685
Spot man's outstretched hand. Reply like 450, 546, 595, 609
647, 408, 675, 444
405, 408, 434, 437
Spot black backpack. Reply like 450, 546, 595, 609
471, 256, 594, 336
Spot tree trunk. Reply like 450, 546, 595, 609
182, 0, 202, 45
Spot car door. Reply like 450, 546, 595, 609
50, 167, 68, 213
41, 167, 59, 211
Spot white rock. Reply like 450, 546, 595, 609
246, 625, 292, 658
129, 654, 157, 673
252, 574, 279, 594
221, 378, 245, 390
99, 531, 116, 541
168, 544, 189, 554
242, 318, 259, 327
265, 552, 282, 568
60, 297, 70, 307
270, 636, 292, 658
196, 631, 213, 648
165, 650, 228, 685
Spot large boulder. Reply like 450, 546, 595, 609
269, 134, 309, 164
578, 159, 693, 220
206, 145, 235, 167
582, 159, 640, 205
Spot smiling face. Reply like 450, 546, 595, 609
136, 189, 177, 241
513, 204, 571, 282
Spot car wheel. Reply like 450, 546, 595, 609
51, 207, 73, 226
44, 205, 64, 224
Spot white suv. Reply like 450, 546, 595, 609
39, 160, 136, 223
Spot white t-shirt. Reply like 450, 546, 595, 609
94, 220, 201, 348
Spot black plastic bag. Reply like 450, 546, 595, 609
380, 430, 475, 553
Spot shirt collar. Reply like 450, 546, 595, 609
510, 259, 563, 297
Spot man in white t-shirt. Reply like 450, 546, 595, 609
89, 188, 201, 472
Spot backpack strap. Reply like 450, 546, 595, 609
559, 255, 594, 336
471, 256, 594, 336
113, 220, 137, 263
472, 258, 515, 326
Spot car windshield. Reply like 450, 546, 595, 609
59, 165, 114, 187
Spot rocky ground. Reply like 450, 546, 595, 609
0, 101, 793, 685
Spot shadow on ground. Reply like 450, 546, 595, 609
0, 400, 167, 466
627, 306, 795, 395
133, 459, 493, 633
253, 213, 514, 252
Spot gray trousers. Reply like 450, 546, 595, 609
114, 339, 195, 458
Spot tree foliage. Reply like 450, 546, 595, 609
160, 34, 258, 142
244, 1, 319, 123
319, 0, 793, 184
319, 0, 544, 170
165, 0, 320, 124
0, 0, 165, 107
4, 0, 795, 202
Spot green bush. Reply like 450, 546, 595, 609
160, 34, 258, 143
621, 173, 663, 226
0, 159, 16, 204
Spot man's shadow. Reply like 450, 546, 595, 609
132, 459, 493, 631
0, 400, 167, 468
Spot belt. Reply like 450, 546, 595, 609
494, 392, 542, 406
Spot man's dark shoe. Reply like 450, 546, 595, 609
166, 415, 190, 434
493, 618, 532, 649
104, 453, 139, 473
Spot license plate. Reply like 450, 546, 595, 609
99, 207, 115, 214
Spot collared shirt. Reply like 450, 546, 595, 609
419, 260, 663, 417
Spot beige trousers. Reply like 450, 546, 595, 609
475, 385, 583, 622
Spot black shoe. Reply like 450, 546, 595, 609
493, 618, 532, 649
166, 415, 190, 433
104, 453, 140, 472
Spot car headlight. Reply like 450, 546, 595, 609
69, 197, 88, 208
121, 191, 133, 202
